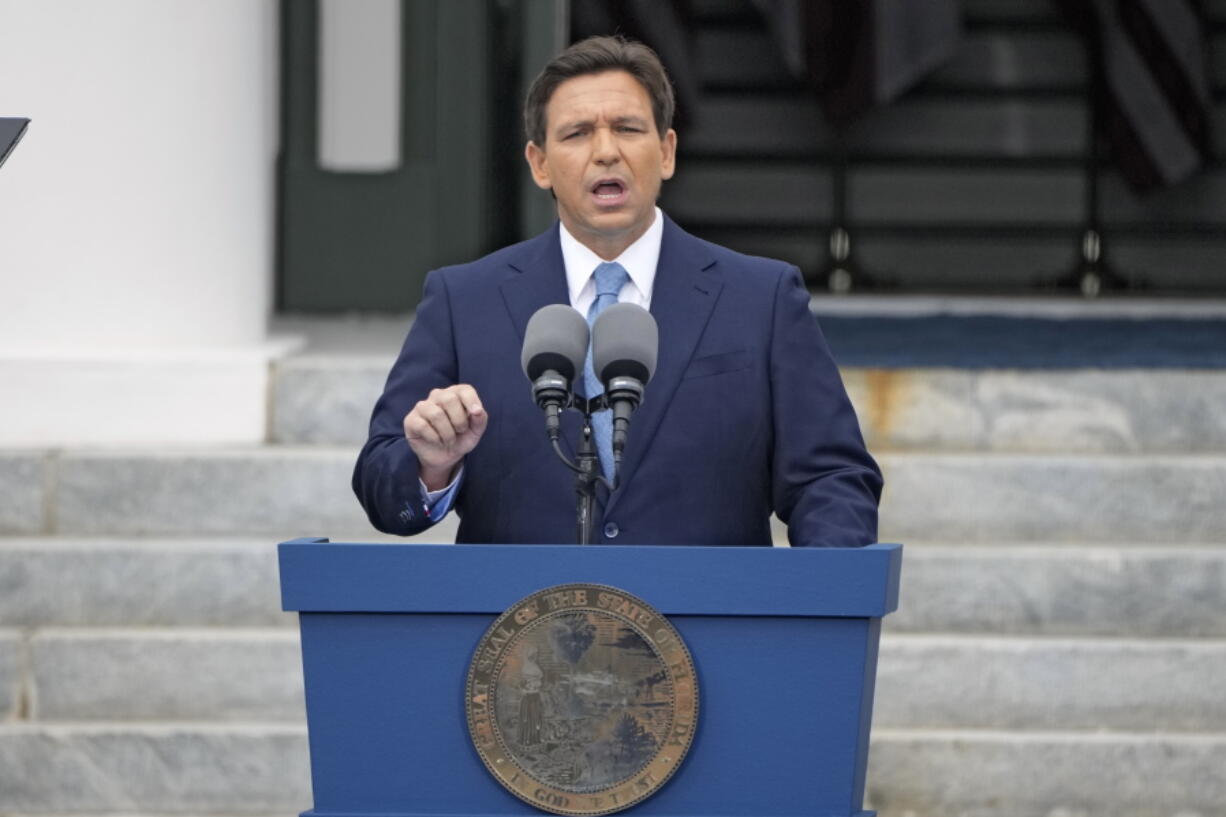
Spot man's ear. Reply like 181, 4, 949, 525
660, 129, 678, 181
524, 141, 552, 190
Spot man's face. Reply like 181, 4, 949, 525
525, 70, 677, 260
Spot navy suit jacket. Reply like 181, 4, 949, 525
353, 216, 882, 547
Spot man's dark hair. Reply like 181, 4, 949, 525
523, 35, 676, 146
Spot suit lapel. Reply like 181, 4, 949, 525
499, 224, 570, 340
606, 218, 722, 514
498, 225, 585, 459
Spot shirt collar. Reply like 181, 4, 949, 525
559, 207, 663, 304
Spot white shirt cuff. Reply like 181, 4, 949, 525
420, 465, 463, 521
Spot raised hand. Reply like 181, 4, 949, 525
403, 384, 488, 490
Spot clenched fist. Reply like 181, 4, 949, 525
403, 384, 488, 490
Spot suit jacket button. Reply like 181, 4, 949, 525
603, 522, 619, 539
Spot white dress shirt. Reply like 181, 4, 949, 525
560, 205, 663, 313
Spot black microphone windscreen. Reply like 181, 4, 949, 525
592, 302, 658, 385
521, 304, 590, 381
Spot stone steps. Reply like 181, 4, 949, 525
4, 448, 1224, 542
272, 353, 1226, 453
3, 539, 1222, 635
5, 336, 1224, 816
1, 722, 1223, 817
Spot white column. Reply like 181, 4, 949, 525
0, 0, 294, 447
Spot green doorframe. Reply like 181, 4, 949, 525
276, 0, 563, 313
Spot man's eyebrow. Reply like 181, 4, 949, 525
553, 114, 650, 135
553, 117, 594, 134
610, 115, 650, 127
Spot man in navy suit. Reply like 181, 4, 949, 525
353, 36, 881, 547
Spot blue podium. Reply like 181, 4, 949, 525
280, 540, 902, 817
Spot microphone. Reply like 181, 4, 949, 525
521, 304, 590, 439
591, 303, 658, 468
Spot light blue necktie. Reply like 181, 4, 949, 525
583, 261, 629, 479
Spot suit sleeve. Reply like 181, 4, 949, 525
352, 270, 459, 535
769, 265, 883, 547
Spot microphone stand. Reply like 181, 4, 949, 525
573, 395, 616, 545
574, 410, 601, 545
544, 394, 614, 546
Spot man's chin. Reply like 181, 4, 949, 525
585, 208, 651, 236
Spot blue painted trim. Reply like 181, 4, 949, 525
822, 315, 1226, 369
850, 618, 884, 807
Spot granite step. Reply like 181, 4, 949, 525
5, 447, 1222, 542
0, 448, 410, 536
271, 353, 390, 446
21, 629, 304, 722
843, 367, 1226, 454
878, 452, 1226, 544
0, 629, 21, 718
2, 539, 1222, 635
49, 447, 371, 536
0, 723, 311, 815
0, 451, 47, 534
0, 538, 295, 628
873, 634, 1226, 732
889, 544, 1226, 637
7, 628, 1223, 732
0, 534, 449, 629
0, 722, 1221, 817
271, 354, 1226, 453
866, 729, 1226, 817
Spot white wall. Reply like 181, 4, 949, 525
0, 0, 289, 446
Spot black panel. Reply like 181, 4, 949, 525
663, 0, 1226, 292
662, 162, 834, 226
684, 95, 1087, 160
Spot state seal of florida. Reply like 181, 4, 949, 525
465, 583, 699, 816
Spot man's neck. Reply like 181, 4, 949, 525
563, 219, 653, 261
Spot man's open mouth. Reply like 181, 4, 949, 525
592, 179, 626, 200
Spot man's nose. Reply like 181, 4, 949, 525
592, 127, 618, 164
